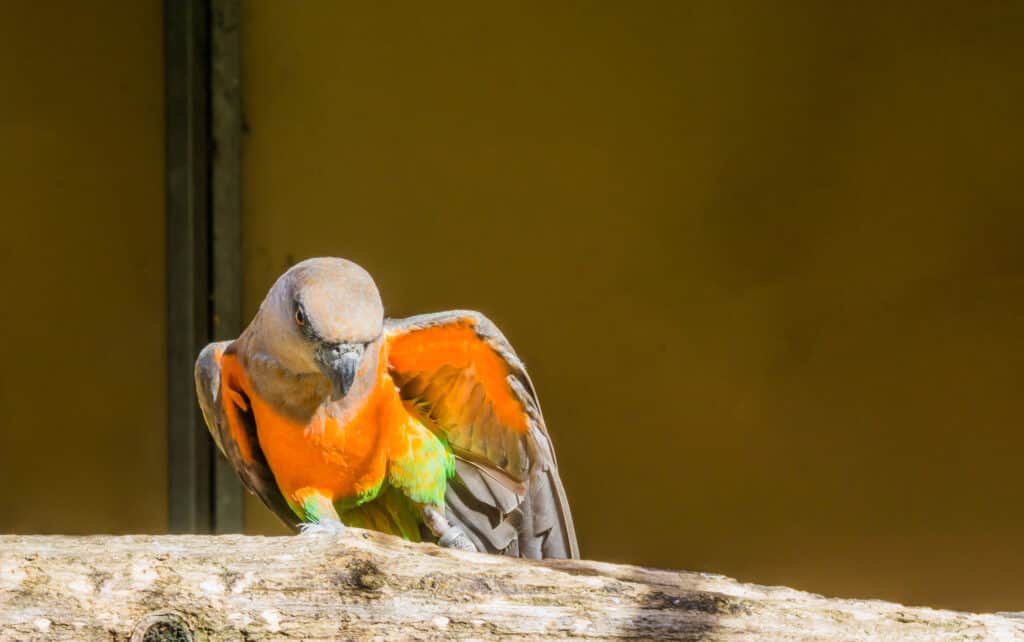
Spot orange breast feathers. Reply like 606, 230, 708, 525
218, 351, 409, 504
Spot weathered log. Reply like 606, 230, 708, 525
1, 531, 1021, 641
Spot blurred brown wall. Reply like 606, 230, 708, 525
0, 3, 166, 533
240, 1, 1024, 611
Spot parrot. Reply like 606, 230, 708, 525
194, 257, 578, 558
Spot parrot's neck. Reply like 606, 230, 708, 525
239, 334, 386, 425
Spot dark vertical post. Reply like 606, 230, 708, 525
165, 0, 213, 533
210, 0, 245, 533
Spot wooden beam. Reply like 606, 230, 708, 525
209, 0, 245, 534
165, 0, 213, 534
1, 532, 1022, 640
165, 0, 244, 534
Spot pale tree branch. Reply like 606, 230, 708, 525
1, 532, 1021, 640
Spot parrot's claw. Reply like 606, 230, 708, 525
421, 503, 476, 551
438, 525, 476, 552
299, 519, 346, 536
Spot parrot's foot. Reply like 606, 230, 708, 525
438, 525, 476, 551
421, 504, 477, 552
298, 519, 346, 536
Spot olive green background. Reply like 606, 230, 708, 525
3, 1, 1024, 612
0, 3, 166, 533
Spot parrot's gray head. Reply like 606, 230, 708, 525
253, 257, 384, 398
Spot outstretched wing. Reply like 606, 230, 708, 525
194, 341, 300, 530
385, 311, 578, 559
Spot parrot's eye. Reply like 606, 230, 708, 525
294, 306, 306, 327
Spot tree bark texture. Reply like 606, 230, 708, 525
1, 532, 1022, 641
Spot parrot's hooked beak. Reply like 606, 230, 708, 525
315, 342, 365, 398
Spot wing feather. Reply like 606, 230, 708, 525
386, 310, 578, 559
195, 342, 300, 531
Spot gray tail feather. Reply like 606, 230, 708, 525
444, 463, 578, 559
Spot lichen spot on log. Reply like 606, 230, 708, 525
342, 557, 387, 591
130, 612, 194, 642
